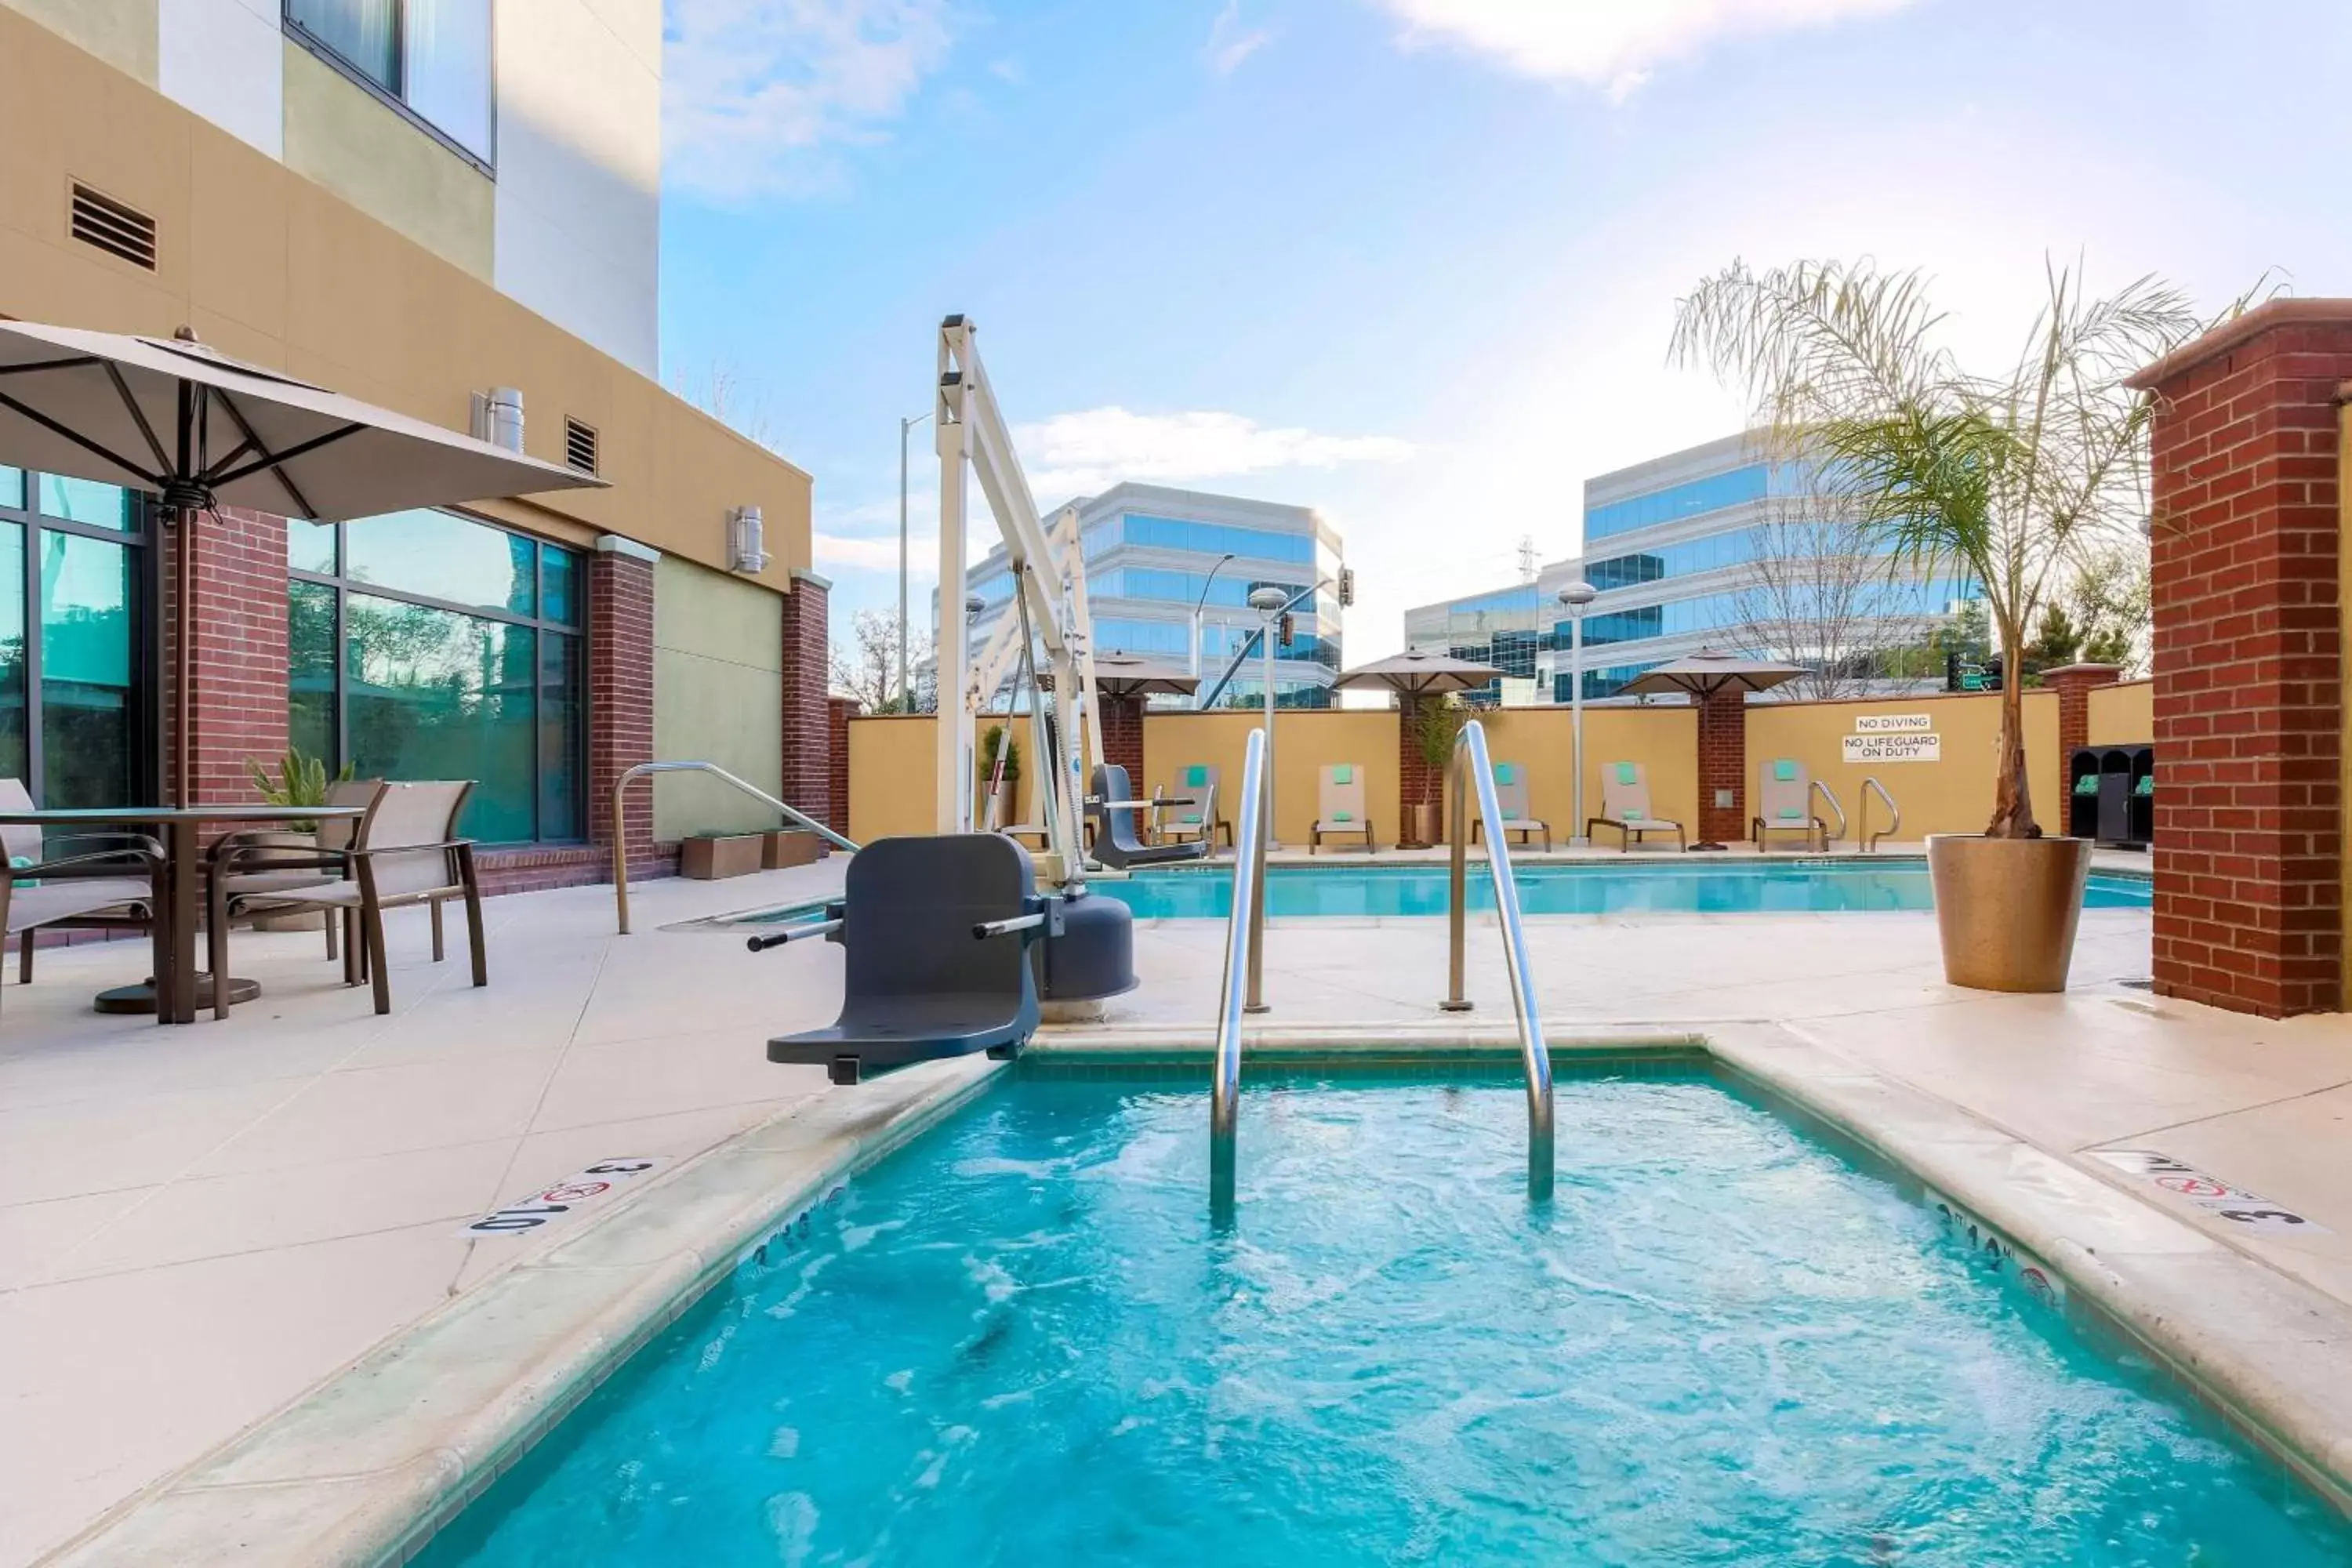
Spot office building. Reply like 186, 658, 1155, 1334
0, 0, 826, 887
965, 482, 1345, 707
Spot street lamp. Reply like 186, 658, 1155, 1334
1248, 584, 1288, 844
898, 410, 935, 710
1557, 581, 1599, 846
1190, 552, 1239, 682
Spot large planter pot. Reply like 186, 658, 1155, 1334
760, 828, 822, 869
1403, 802, 1440, 850
1926, 833, 2094, 993
681, 833, 762, 880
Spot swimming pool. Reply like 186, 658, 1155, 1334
1090, 858, 2154, 919
417, 1065, 2347, 1566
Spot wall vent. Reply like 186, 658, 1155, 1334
70, 183, 157, 270
564, 418, 600, 475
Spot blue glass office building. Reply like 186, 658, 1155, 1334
966, 483, 1345, 707
1403, 433, 1969, 702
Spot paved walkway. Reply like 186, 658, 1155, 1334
3, 851, 2347, 1564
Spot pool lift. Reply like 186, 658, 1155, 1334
754, 316, 1141, 1084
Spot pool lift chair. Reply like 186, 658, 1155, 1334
1087, 763, 1210, 871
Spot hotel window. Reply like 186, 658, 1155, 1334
288, 510, 584, 845
285, 0, 494, 165
0, 469, 153, 808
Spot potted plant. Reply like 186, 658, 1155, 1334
681, 829, 764, 880
979, 724, 1021, 830
243, 747, 353, 929
1672, 258, 2229, 989
1405, 698, 1470, 849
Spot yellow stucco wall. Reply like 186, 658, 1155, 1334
1745, 691, 2062, 841
2087, 680, 2154, 746
1472, 706, 1700, 841
848, 717, 940, 844
0, 7, 811, 589
652, 557, 782, 839
1145, 710, 1406, 847
281, 41, 493, 281
1, 0, 154, 84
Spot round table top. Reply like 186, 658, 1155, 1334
0, 804, 370, 825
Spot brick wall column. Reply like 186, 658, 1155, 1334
779, 571, 831, 826
826, 696, 859, 836
161, 505, 289, 805
1698, 687, 1747, 846
1099, 692, 1145, 786
588, 537, 657, 877
2044, 662, 2124, 763
2128, 300, 2352, 1017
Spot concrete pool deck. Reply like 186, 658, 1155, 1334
5, 846, 2348, 1564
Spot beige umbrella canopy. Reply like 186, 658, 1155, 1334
1333, 647, 1504, 699
0, 319, 605, 804
1040, 650, 1201, 700
1618, 648, 1806, 701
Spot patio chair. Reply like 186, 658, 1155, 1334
1311, 764, 1374, 854
206, 779, 386, 969
1156, 764, 1232, 851
1469, 761, 1552, 852
0, 779, 167, 1010
1087, 764, 1207, 869
1752, 758, 1828, 851
1586, 762, 1686, 852
207, 781, 485, 1018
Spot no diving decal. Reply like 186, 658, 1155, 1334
460, 1158, 671, 1239
2089, 1149, 2328, 1235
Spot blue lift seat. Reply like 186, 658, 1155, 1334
1087, 764, 1210, 871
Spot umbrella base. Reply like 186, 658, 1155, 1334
96, 975, 263, 1014
1686, 842, 1730, 853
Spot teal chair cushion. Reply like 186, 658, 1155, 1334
1185, 765, 1208, 787
1494, 763, 1518, 785
1333, 811, 1353, 822
1773, 760, 1798, 782
1614, 763, 1637, 785
1332, 764, 1353, 784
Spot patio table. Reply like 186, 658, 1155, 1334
0, 804, 369, 1024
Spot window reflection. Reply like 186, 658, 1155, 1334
38, 475, 130, 532
288, 518, 339, 576
0, 524, 23, 789
40, 532, 135, 806
345, 509, 536, 616
0, 468, 21, 511
344, 593, 536, 843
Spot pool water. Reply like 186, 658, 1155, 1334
420, 1069, 2348, 1566
1092, 858, 2154, 919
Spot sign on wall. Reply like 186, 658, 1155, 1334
1843, 732, 1940, 764
1852, 713, 1934, 733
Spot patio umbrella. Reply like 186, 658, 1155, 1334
1620, 648, 1806, 850
0, 319, 604, 804
1332, 647, 1504, 699
1038, 649, 1202, 700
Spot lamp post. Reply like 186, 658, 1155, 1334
1248, 585, 1288, 846
1190, 551, 1239, 681
1557, 581, 1598, 846
898, 410, 935, 710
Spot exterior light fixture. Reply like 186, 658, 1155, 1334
727, 505, 770, 574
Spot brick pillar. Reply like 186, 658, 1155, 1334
1697, 687, 1746, 846
161, 504, 289, 804
2127, 300, 2352, 1017
826, 696, 859, 837
588, 537, 657, 877
2044, 662, 2124, 764
779, 570, 831, 826
1099, 692, 1145, 785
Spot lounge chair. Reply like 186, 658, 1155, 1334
1311, 764, 1374, 854
1752, 758, 1828, 851
766, 833, 1059, 1085
1585, 762, 1686, 852
207, 780, 486, 1017
0, 779, 166, 1012
206, 779, 386, 971
1087, 764, 1207, 869
1469, 761, 1552, 852
1155, 764, 1231, 851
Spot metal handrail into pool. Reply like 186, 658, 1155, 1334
1440, 719, 1555, 1200
610, 760, 858, 935
1809, 778, 1848, 848
1209, 726, 1269, 1211
1858, 776, 1900, 852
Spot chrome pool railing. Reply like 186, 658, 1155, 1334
1209, 725, 1269, 1212
1857, 776, 1900, 853
1439, 720, 1555, 1200
610, 760, 858, 935
1809, 778, 1848, 848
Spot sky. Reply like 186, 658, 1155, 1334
655, 0, 2352, 664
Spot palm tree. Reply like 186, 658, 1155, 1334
1668, 258, 2216, 838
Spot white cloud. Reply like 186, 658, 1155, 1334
1204, 0, 1272, 75
1374, 0, 1915, 100
815, 530, 932, 572
663, 0, 953, 201
1016, 408, 1414, 499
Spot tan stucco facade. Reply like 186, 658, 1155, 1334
2088, 680, 2154, 746
2, 0, 154, 84
0, 5, 811, 590
1746, 690, 2062, 842
652, 558, 785, 839
848, 716, 942, 844
1473, 706, 1702, 840
1145, 710, 1408, 848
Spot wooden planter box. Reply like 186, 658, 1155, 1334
681, 833, 763, 880
760, 828, 822, 869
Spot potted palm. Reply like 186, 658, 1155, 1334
243, 747, 353, 930
1406, 698, 1469, 849
1672, 259, 2222, 990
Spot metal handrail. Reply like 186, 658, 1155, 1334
1857, 776, 1900, 852
611, 760, 858, 935
1809, 779, 1847, 848
1439, 720, 1555, 1200
1209, 726, 1270, 1212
